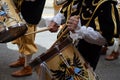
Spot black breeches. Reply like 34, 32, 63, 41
76, 39, 102, 71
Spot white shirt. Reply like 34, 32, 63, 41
52, 12, 106, 46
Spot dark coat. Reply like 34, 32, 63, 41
21, 0, 46, 24
59, 0, 120, 70
60, 0, 120, 46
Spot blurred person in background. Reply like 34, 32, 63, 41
104, 0, 120, 61
8, 0, 45, 77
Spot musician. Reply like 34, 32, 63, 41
48, 0, 120, 70
105, 0, 120, 60
8, 0, 45, 77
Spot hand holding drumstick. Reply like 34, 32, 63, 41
25, 15, 80, 35
67, 15, 80, 33
25, 21, 60, 35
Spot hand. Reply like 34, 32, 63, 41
67, 15, 80, 32
48, 21, 59, 32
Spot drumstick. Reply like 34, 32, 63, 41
48, 15, 80, 50
25, 25, 64, 36
25, 27, 50, 36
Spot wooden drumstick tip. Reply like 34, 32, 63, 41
25, 27, 50, 36
25, 25, 64, 36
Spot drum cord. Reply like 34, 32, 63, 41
55, 44, 70, 68
41, 62, 54, 79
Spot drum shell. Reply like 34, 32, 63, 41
0, 0, 28, 43
35, 38, 96, 80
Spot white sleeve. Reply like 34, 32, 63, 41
69, 20, 82, 42
52, 12, 65, 25
106, 38, 120, 54
75, 25, 106, 46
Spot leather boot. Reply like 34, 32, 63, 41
105, 51, 119, 61
11, 66, 32, 77
100, 46, 108, 55
9, 57, 25, 68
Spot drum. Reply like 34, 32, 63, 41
30, 37, 96, 80
0, 0, 27, 43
